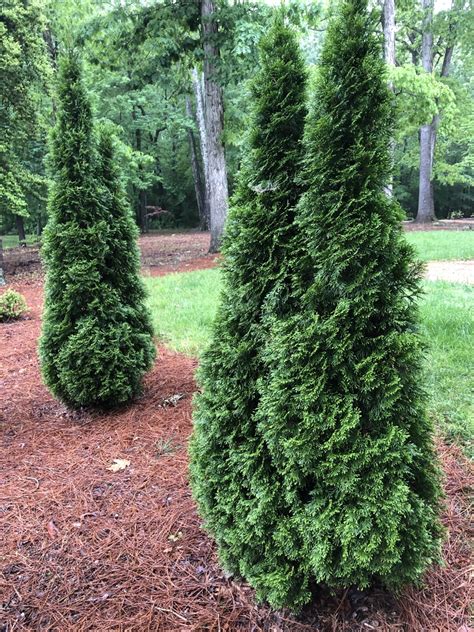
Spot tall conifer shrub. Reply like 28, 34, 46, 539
190, 15, 307, 603
40, 55, 155, 408
254, 0, 442, 608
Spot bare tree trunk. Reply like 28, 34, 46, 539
16, 215, 26, 247
133, 117, 148, 234
201, 0, 229, 253
186, 95, 207, 230
192, 68, 211, 231
0, 239, 5, 286
383, 0, 396, 197
416, 0, 435, 223
139, 189, 148, 233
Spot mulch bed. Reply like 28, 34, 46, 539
0, 279, 472, 631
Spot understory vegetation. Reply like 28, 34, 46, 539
0, 288, 27, 321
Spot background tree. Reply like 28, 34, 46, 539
0, 0, 50, 242
383, 0, 396, 195
201, 0, 229, 252
391, 0, 473, 220
40, 54, 155, 408
190, 13, 308, 606
253, 0, 442, 608
418, 0, 436, 222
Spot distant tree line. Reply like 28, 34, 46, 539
1, 0, 473, 250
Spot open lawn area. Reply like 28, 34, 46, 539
145, 270, 474, 455
1, 234, 40, 249
405, 229, 474, 261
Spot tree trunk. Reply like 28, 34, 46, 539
16, 215, 26, 246
383, 0, 396, 196
134, 121, 148, 234
0, 239, 5, 286
416, 0, 435, 223
186, 95, 207, 230
139, 189, 147, 233
192, 68, 211, 231
201, 0, 229, 253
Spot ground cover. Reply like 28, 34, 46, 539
1, 277, 471, 630
405, 230, 474, 261
1, 230, 472, 630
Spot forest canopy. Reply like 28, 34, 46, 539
0, 0, 473, 242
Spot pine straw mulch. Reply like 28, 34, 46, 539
0, 279, 472, 632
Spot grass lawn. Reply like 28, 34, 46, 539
1, 234, 40, 248
146, 269, 221, 356
405, 230, 474, 261
145, 269, 473, 454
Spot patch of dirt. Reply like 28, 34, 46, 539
2, 246, 41, 276
0, 280, 472, 631
4, 228, 474, 283
403, 219, 474, 231
140, 231, 221, 276
145, 254, 220, 278
425, 260, 474, 284
139, 230, 210, 268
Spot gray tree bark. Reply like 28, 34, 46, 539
383, 0, 396, 196
416, 0, 435, 223
201, 0, 229, 253
185, 95, 207, 230
192, 69, 211, 230
416, 2, 456, 223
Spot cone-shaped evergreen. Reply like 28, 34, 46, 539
40, 54, 155, 408
189, 15, 308, 604
252, 0, 442, 608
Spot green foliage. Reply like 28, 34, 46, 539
0, 0, 50, 226
0, 289, 27, 321
188, 0, 445, 610
189, 13, 308, 608
40, 54, 155, 409
241, 0, 443, 607
393, 0, 474, 217
144, 267, 473, 457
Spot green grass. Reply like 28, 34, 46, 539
405, 230, 474, 261
145, 269, 221, 356
420, 281, 473, 452
145, 269, 473, 453
1, 234, 40, 249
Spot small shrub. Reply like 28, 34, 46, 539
0, 289, 27, 321
39, 55, 155, 409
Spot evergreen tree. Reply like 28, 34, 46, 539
253, 0, 443, 608
40, 54, 155, 408
189, 14, 307, 604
